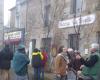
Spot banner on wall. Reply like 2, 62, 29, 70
59, 14, 96, 28
4, 31, 22, 43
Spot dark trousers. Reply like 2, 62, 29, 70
41, 67, 44, 80
34, 67, 41, 80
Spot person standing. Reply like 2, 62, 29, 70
73, 51, 82, 72
0, 44, 13, 80
40, 48, 48, 80
12, 44, 30, 80
32, 48, 43, 80
67, 48, 76, 69
55, 47, 69, 80
76, 43, 100, 80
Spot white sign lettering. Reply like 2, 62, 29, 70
4, 31, 22, 40
59, 14, 96, 28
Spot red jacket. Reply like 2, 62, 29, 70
42, 51, 48, 66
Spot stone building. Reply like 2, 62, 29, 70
4, 0, 26, 51
10, 0, 100, 55
58, 0, 100, 53
9, 0, 100, 71
0, 0, 4, 48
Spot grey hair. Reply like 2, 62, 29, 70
90, 43, 99, 50
67, 48, 73, 52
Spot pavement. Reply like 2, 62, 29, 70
10, 68, 54, 80
10, 66, 77, 80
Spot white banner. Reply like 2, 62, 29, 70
4, 31, 22, 40
59, 14, 96, 28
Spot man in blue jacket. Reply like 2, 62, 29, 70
12, 44, 30, 80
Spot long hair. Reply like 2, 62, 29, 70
58, 46, 64, 53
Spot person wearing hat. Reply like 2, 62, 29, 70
76, 43, 100, 80
11, 44, 30, 80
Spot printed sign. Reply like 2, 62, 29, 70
4, 31, 22, 41
59, 14, 96, 28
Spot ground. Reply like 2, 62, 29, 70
10, 66, 77, 80
10, 66, 54, 80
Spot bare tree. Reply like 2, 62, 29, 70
72, 0, 84, 50
40, 0, 66, 46
39, 0, 66, 71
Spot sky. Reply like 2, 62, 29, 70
4, 0, 16, 26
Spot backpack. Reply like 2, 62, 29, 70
32, 53, 42, 68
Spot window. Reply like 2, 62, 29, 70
43, 0, 51, 27
97, 31, 100, 50
96, 0, 100, 10
32, 39, 36, 51
16, 15, 20, 28
41, 38, 51, 53
16, 4, 21, 28
70, 0, 85, 14
44, 4, 50, 27
68, 34, 80, 50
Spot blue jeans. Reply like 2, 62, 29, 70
41, 67, 44, 80
34, 67, 41, 80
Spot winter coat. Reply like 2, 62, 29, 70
55, 53, 68, 76
81, 51, 100, 80
12, 50, 30, 76
67, 52, 76, 68
32, 52, 43, 67
41, 51, 48, 67
32, 52, 43, 59
73, 59, 82, 71
0, 45, 13, 70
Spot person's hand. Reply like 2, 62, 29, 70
76, 54, 81, 59
77, 70, 82, 76
67, 59, 69, 64
66, 65, 68, 70
80, 65, 84, 69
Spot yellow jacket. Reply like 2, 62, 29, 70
32, 52, 43, 60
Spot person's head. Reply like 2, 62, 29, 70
90, 43, 99, 53
62, 48, 67, 53
58, 46, 64, 53
5, 44, 10, 49
74, 50, 80, 56
4, 44, 10, 52
67, 48, 74, 53
40, 47, 46, 53
18, 44, 25, 53
33, 48, 39, 53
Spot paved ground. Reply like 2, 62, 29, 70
10, 68, 54, 80
10, 71, 77, 80
10, 66, 77, 80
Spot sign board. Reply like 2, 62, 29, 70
4, 31, 22, 41
85, 49, 89, 54
59, 14, 96, 28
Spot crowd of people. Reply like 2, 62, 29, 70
0, 44, 48, 80
54, 43, 100, 80
0, 43, 100, 80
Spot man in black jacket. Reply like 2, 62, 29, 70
0, 44, 13, 80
